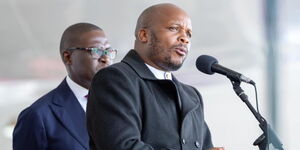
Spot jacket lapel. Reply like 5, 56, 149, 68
49, 79, 89, 149
172, 77, 199, 119
122, 50, 158, 80
123, 50, 200, 119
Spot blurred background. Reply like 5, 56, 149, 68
0, 0, 299, 149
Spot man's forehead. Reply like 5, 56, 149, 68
93, 37, 107, 41
90, 37, 109, 44
155, 12, 192, 28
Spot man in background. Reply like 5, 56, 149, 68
13, 22, 117, 150
87, 3, 223, 150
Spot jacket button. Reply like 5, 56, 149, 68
181, 139, 186, 144
195, 141, 200, 148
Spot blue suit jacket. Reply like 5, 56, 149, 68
13, 79, 89, 150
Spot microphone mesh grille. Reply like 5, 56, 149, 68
196, 55, 218, 75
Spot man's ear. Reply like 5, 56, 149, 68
137, 29, 149, 43
62, 50, 72, 65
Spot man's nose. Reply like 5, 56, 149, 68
98, 55, 111, 65
178, 33, 190, 44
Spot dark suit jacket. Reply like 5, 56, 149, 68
87, 50, 213, 150
13, 79, 89, 150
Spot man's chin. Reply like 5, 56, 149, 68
164, 61, 183, 71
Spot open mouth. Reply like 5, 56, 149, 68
174, 47, 187, 56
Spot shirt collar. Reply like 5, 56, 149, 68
66, 76, 89, 100
145, 63, 172, 80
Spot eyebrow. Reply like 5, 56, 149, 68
169, 22, 192, 28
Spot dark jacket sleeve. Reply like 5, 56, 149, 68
86, 67, 154, 150
13, 108, 47, 150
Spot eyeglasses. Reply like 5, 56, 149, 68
67, 47, 117, 59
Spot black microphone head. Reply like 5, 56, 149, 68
196, 55, 218, 75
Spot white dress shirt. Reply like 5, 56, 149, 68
145, 63, 172, 80
66, 76, 88, 112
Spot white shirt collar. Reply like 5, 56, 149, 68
66, 76, 88, 112
145, 63, 172, 80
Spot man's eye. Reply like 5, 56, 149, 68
169, 27, 178, 31
187, 32, 192, 38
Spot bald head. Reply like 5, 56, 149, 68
59, 23, 103, 56
134, 3, 189, 38
133, 3, 192, 71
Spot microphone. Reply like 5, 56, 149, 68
196, 55, 255, 85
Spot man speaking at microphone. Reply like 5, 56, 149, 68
87, 3, 223, 150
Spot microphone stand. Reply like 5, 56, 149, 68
230, 80, 284, 150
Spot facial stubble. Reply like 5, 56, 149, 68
148, 31, 186, 71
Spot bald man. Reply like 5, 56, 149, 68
87, 3, 223, 150
13, 23, 116, 150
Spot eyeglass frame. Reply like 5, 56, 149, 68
66, 47, 117, 59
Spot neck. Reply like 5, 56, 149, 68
134, 46, 167, 72
68, 75, 90, 90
